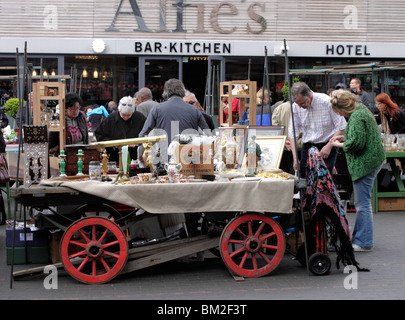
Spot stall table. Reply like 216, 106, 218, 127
373, 151, 405, 212
10, 177, 298, 284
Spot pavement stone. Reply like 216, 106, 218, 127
1, 210, 404, 303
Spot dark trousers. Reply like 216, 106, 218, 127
300, 142, 338, 178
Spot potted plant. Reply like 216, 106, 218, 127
281, 76, 300, 100
3, 98, 24, 119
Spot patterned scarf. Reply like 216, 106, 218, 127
302, 147, 369, 272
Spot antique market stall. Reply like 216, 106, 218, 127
9, 130, 309, 285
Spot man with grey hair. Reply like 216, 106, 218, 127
139, 78, 209, 144
136, 87, 158, 117
107, 100, 117, 114
95, 96, 146, 162
288, 82, 346, 178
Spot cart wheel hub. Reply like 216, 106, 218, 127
245, 237, 261, 253
86, 241, 103, 258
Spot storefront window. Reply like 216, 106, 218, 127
0, 58, 16, 104
144, 59, 179, 102
382, 70, 405, 108
28, 57, 59, 80
64, 55, 139, 108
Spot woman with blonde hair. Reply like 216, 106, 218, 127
330, 89, 385, 252
256, 88, 271, 125
375, 92, 405, 134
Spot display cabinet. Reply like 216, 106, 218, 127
219, 80, 257, 127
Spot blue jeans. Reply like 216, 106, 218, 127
352, 163, 383, 248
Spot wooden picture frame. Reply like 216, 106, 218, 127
247, 126, 285, 136
245, 130, 286, 170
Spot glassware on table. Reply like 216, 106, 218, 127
382, 134, 397, 152
397, 134, 405, 152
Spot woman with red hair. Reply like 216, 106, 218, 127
375, 93, 405, 134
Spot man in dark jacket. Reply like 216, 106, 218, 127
140, 79, 209, 142
350, 78, 373, 112
139, 79, 209, 164
95, 96, 146, 162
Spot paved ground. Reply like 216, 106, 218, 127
1, 210, 404, 306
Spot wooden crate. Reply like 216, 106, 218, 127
378, 197, 405, 211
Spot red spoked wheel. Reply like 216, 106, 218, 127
60, 217, 128, 284
220, 213, 285, 278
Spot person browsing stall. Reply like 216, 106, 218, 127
349, 78, 373, 113
330, 89, 385, 252
136, 87, 158, 118
0, 106, 9, 154
256, 88, 271, 126
139, 78, 209, 143
375, 92, 405, 134
288, 82, 347, 178
183, 90, 215, 131
49, 93, 89, 155
95, 96, 146, 162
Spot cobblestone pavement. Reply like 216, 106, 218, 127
1, 210, 404, 303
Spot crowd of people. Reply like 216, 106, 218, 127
284, 79, 405, 253
6, 75, 405, 251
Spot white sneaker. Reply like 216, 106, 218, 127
352, 244, 373, 252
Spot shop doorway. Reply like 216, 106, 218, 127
139, 57, 181, 102
182, 57, 208, 107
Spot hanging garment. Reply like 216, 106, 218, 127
301, 146, 369, 272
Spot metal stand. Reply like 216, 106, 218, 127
259, 46, 271, 126
283, 39, 310, 274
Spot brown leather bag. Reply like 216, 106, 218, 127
0, 154, 10, 185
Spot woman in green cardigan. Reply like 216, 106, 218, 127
330, 89, 385, 252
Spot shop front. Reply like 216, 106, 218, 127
1, 0, 405, 115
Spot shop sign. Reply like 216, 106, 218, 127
106, 0, 267, 35
135, 41, 231, 54
325, 44, 371, 56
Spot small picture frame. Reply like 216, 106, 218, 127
245, 130, 286, 170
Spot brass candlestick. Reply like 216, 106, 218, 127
101, 149, 110, 181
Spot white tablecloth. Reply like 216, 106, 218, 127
39, 178, 295, 214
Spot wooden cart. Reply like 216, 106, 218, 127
10, 175, 304, 284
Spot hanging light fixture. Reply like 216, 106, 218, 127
32, 70, 37, 76
43, 70, 48, 76
82, 68, 88, 78
51, 70, 56, 76
93, 69, 98, 78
